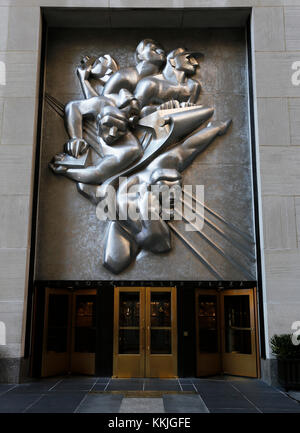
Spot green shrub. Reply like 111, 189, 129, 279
270, 334, 300, 359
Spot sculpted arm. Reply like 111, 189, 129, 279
64, 97, 107, 139
175, 120, 231, 172
63, 97, 111, 157
134, 79, 157, 110
56, 131, 142, 185
188, 80, 201, 104
77, 64, 100, 99
103, 68, 137, 98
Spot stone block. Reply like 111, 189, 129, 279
288, 98, 300, 145
257, 98, 290, 146
0, 195, 30, 249
260, 147, 300, 195
262, 195, 297, 250
6, 7, 40, 51
284, 7, 300, 51
253, 7, 285, 51
0, 52, 39, 98
2, 97, 36, 145
0, 145, 33, 195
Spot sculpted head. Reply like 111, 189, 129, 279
135, 39, 166, 67
167, 48, 199, 75
97, 105, 127, 145
87, 54, 119, 83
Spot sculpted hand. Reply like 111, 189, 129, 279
49, 162, 68, 174
64, 138, 89, 158
49, 154, 68, 174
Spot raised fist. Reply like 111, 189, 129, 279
64, 138, 89, 158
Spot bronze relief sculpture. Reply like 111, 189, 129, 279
49, 39, 232, 275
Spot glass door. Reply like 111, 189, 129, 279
113, 287, 177, 378
42, 288, 96, 377
220, 289, 258, 378
195, 288, 258, 378
42, 289, 71, 377
195, 290, 221, 376
146, 287, 177, 378
71, 290, 97, 375
113, 287, 145, 377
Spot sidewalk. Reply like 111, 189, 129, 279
0, 376, 299, 413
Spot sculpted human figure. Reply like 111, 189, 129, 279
77, 54, 119, 100
77, 39, 166, 105
50, 103, 143, 185
58, 87, 140, 156
134, 48, 201, 117
101, 108, 231, 274
102, 39, 166, 99
48, 40, 232, 275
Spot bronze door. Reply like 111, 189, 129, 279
196, 288, 258, 378
220, 289, 258, 378
113, 287, 177, 378
42, 288, 96, 377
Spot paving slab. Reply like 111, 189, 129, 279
106, 379, 144, 391
0, 393, 42, 413
49, 377, 97, 392
144, 379, 181, 391
119, 397, 165, 413
0, 384, 16, 396
246, 393, 300, 410
25, 391, 86, 413
287, 391, 300, 402
163, 394, 209, 413
76, 393, 123, 413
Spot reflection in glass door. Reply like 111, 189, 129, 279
42, 288, 96, 377
113, 287, 177, 378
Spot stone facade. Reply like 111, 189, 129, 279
0, 0, 299, 383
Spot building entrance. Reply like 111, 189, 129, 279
41, 288, 96, 377
196, 288, 259, 378
113, 287, 177, 378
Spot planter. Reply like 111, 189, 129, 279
277, 358, 300, 390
